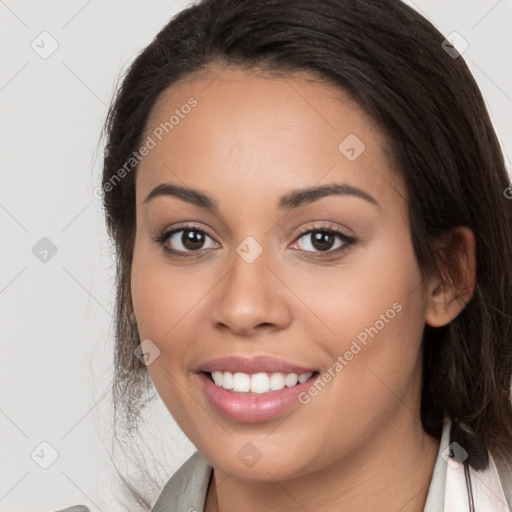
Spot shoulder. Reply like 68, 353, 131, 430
152, 450, 213, 512
49, 453, 212, 512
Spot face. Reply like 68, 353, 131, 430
131, 66, 429, 481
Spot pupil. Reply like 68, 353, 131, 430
183, 230, 204, 250
312, 232, 333, 251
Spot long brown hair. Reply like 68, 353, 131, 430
99, 0, 512, 507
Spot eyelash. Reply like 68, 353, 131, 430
153, 222, 356, 261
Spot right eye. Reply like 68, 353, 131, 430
154, 223, 219, 259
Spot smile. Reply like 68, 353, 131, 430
207, 370, 313, 394
197, 370, 319, 423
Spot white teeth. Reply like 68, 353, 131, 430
233, 372, 250, 392
209, 371, 313, 393
250, 372, 270, 394
223, 371, 234, 390
298, 372, 310, 383
284, 373, 298, 387
212, 371, 223, 386
269, 372, 285, 390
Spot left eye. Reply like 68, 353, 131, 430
291, 228, 353, 253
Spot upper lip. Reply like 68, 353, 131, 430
196, 355, 317, 375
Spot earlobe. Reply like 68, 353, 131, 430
424, 226, 476, 328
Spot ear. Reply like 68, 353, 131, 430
425, 226, 476, 328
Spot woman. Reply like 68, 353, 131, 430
72, 0, 512, 510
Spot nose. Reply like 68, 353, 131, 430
210, 245, 292, 337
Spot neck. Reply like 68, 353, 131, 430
205, 414, 440, 512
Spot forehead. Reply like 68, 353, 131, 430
136, 65, 404, 209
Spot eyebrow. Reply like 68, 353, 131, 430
143, 182, 379, 211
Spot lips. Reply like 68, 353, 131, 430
196, 355, 317, 375
194, 355, 319, 423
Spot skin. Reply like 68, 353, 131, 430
130, 66, 476, 512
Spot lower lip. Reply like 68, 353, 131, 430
197, 371, 318, 423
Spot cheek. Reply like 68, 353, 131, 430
292, 227, 424, 349
131, 235, 202, 342
298, 230, 426, 405
130, 243, 193, 417
130, 239, 215, 395
130, 243, 159, 341
288, 243, 426, 465
130, 238, 182, 386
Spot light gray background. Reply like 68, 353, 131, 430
1, 1, 511, 511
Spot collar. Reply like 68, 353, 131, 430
420, 416, 510, 512
442, 418, 510, 511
